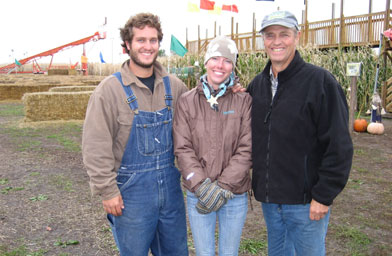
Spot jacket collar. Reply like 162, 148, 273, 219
262, 50, 305, 84
195, 79, 232, 98
120, 59, 168, 87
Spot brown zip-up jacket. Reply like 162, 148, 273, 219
173, 81, 252, 194
82, 60, 188, 200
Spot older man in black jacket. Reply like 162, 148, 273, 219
247, 10, 353, 256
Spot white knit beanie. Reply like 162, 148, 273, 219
204, 36, 238, 67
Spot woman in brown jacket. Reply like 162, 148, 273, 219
173, 36, 252, 256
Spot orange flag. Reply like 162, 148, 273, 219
200, 0, 215, 10
222, 4, 238, 13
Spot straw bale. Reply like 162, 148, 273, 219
0, 84, 55, 100
49, 86, 96, 92
23, 91, 92, 122
47, 69, 77, 76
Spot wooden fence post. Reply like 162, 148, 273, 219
347, 62, 362, 134
252, 13, 256, 52
198, 25, 201, 55
349, 76, 358, 134
231, 17, 234, 40
339, 0, 345, 49
382, 0, 391, 109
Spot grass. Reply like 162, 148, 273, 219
331, 224, 371, 255
239, 238, 267, 255
0, 104, 24, 117
46, 134, 80, 152
49, 174, 74, 192
0, 245, 47, 256
0, 113, 82, 153
1, 186, 24, 195
29, 194, 48, 201
54, 239, 79, 248
347, 178, 365, 189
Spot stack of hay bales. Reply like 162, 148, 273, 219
23, 91, 93, 122
47, 69, 78, 76
49, 85, 96, 92
0, 84, 55, 101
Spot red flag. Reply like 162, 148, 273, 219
222, 4, 238, 13
200, 0, 215, 10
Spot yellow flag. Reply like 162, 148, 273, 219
208, 6, 222, 15
188, 1, 200, 12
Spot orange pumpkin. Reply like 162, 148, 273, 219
354, 119, 368, 132
367, 122, 384, 135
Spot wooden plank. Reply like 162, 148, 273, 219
387, 85, 392, 94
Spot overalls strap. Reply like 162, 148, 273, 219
113, 72, 138, 112
114, 72, 173, 111
162, 76, 173, 109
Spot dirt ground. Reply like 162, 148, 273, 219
0, 99, 391, 255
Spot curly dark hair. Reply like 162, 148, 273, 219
120, 13, 163, 54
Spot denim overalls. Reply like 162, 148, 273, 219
108, 72, 188, 256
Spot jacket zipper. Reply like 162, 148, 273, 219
303, 155, 309, 204
264, 102, 273, 203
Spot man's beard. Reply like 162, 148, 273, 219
130, 50, 158, 69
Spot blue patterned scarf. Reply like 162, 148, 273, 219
201, 72, 235, 111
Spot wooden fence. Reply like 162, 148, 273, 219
186, 10, 392, 53
185, 10, 392, 113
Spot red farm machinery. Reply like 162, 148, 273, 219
0, 31, 106, 75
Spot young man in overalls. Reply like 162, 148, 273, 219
82, 13, 188, 255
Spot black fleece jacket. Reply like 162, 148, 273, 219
247, 51, 353, 206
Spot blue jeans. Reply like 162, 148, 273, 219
108, 167, 187, 256
261, 203, 330, 256
187, 191, 248, 256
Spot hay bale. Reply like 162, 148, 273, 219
49, 86, 96, 92
47, 69, 77, 76
0, 84, 55, 100
23, 91, 92, 122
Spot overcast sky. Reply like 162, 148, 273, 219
0, 0, 389, 65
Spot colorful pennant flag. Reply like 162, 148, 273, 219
208, 6, 222, 15
15, 59, 22, 66
200, 0, 215, 10
99, 52, 106, 63
170, 35, 188, 57
188, 1, 200, 12
222, 4, 238, 13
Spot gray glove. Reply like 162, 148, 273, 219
195, 178, 234, 214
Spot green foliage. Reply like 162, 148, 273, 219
1, 186, 24, 194
239, 238, 267, 255
334, 225, 371, 255
46, 134, 80, 152
29, 194, 48, 201
158, 49, 166, 57
0, 245, 46, 256
49, 174, 74, 192
0, 104, 24, 117
54, 239, 79, 248
165, 45, 389, 113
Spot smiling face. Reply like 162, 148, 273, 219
262, 25, 300, 73
126, 26, 159, 70
205, 56, 233, 90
